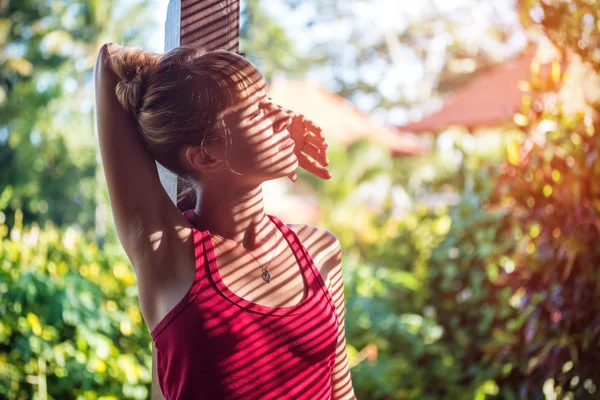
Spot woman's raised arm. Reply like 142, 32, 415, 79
94, 43, 181, 260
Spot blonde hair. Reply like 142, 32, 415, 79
107, 45, 264, 177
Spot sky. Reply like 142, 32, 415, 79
145, 0, 170, 53
142, 0, 525, 125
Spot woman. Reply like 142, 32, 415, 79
94, 43, 355, 400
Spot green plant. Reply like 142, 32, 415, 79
0, 211, 152, 399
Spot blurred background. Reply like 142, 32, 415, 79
1, 0, 600, 399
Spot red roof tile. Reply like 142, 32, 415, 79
398, 53, 538, 133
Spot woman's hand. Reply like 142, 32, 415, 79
285, 112, 331, 182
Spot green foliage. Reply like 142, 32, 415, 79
297, 138, 394, 248
0, 210, 152, 399
240, 1, 311, 81
321, 155, 518, 399
1, 1, 97, 229
492, 1, 600, 398
0, 0, 151, 230
324, 140, 599, 398
492, 110, 600, 399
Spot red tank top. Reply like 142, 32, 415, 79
150, 211, 339, 400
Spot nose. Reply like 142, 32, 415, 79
271, 103, 292, 133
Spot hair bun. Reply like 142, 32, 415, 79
107, 47, 161, 115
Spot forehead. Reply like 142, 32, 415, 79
230, 73, 267, 111
223, 92, 266, 125
224, 84, 267, 121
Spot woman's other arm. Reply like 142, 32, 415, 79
323, 236, 357, 400
290, 226, 357, 399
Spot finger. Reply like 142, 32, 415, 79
287, 171, 297, 182
304, 119, 325, 142
305, 134, 329, 153
301, 141, 329, 166
297, 153, 332, 180
304, 136, 329, 163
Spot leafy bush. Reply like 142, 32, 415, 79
324, 135, 599, 399
0, 210, 152, 400
491, 74, 600, 400
331, 156, 519, 400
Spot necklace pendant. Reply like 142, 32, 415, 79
261, 268, 271, 283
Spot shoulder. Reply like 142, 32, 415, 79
286, 223, 341, 260
286, 223, 342, 289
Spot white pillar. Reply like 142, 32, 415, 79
156, 0, 182, 206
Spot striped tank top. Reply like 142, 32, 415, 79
150, 210, 339, 399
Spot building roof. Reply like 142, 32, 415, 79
398, 53, 539, 133
267, 80, 430, 156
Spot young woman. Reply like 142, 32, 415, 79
94, 42, 355, 400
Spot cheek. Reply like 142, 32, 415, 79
235, 140, 295, 174
226, 124, 293, 173
240, 127, 279, 159
225, 134, 276, 170
257, 143, 298, 174
250, 142, 282, 168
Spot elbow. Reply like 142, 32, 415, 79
95, 43, 120, 76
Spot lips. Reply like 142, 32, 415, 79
279, 138, 295, 150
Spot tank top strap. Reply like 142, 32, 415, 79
268, 215, 336, 312
182, 210, 215, 286
269, 215, 309, 265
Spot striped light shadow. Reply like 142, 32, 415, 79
146, 1, 351, 398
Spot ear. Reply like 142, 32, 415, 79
184, 145, 223, 175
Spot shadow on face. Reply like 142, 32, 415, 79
180, 55, 298, 190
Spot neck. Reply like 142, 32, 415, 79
193, 182, 274, 251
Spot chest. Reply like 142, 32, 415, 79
153, 231, 339, 365
145, 223, 332, 337
214, 240, 329, 309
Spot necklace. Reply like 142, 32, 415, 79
211, 223, 281, 284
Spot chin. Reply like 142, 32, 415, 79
286, 154, 299, 173
289, 155, 299, 170
269, 154, 299, 181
